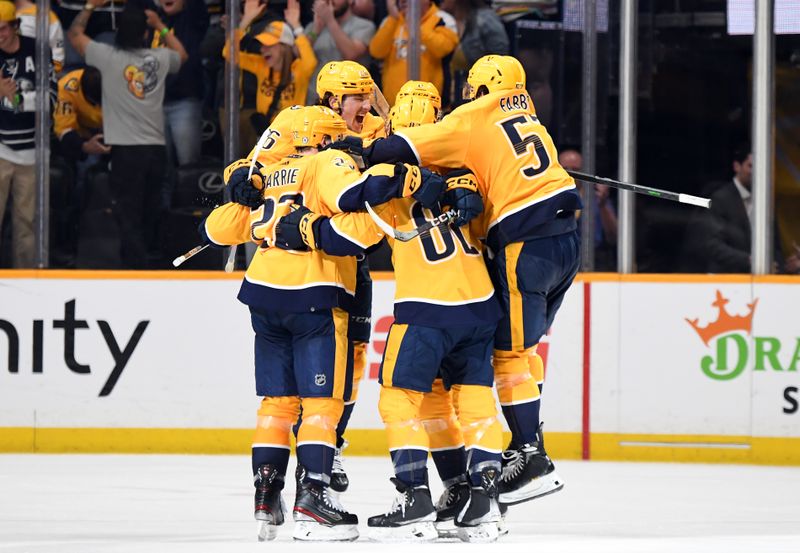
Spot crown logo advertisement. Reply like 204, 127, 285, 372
685, 290, 758, 346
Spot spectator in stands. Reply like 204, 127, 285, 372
54, 66, 105, 162
130, 0, 209, 167
222, 0, 315, 135
14, 0, 64, 73
305, 0, 375, 104
440, 0, 507, 107
68, 0, 187, 269
559, 148, 617, 269
368, 0, 458, 105
56, 0, 124, 70
687, 146, 800, 274
0, 1, 55, 268
53, 66, 105, 267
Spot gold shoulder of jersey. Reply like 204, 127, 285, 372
362, 113, 388, 139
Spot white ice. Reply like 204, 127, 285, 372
1, 455, 799, 553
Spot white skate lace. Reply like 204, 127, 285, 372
501, 448, 524, 482
322, 487, 348, 513
435, 486, 456, 510
332, 440, 348, 474
384, 490, 409, 516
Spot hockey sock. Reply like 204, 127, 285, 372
379, 385, 429, 486
495, 348, 540, 445
335, 402, 354, 449
251, 396, 300, 476
252, 446, 291, 476
297, 397, 343, 486
451, 384, 503, 485
390, 448, 429, 487
431, 447, 467, 486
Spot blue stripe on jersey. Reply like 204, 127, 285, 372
486, 189, 581, 253
238, 280, 354, 313
394, 296, 502, 328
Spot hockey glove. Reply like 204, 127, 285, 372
397, 164, 445, 209
325, 136, 371, 170
275, 205, 327, 251
441, 169, 483, 227
227, 166, 265, 209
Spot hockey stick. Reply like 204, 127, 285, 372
567, 170, 711, 209
172, 244, 208, 267
370, 85, 391, 122
365, 202, 457, 242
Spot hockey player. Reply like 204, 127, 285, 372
312, 59, 387, 491
316, 60, 386, 141
333, 55, 582, 507
273, 94, 504, 543
384, 81, 474, 537
201, 105, 443, 541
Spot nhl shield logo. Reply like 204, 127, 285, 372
314, 373, 326, 387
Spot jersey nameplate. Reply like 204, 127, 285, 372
264, 167, 299, 189
500, 93, 535, 115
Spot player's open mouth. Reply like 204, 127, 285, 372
355, 114, 365, 125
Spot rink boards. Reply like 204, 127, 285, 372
1, 270, 799, 465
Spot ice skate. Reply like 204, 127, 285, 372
292, 466, 359, 541
330, 440, 349, 493
432, 478, 470, 538
455, 467, 502, 543
367, 477, 438, 542
499, 423, 564, 506
253, 464, 285, 541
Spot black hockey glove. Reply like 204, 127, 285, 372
441, 169, 483, 227
227, 167, 264, 209
325, 135, 371, 170
275, 205, 327, 251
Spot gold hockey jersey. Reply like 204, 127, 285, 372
394, 89, 582, 252
309, 179, 501, 327
207, 150, 406, 312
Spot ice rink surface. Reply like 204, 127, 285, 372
1, 454, 799, 553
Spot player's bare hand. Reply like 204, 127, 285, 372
386, 0, 399, 19
88, 0, 111, 8
0, 77, 16, 103
144, 9, 166, 30
82, 134, 111, 155
284, 0, 301, 29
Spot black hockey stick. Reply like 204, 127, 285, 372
568, 170, 711, 208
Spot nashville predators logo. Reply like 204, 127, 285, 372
123, 56, 160, 99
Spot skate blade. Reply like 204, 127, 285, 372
456, 522, 500, 543
497, 517, 509, 537
499, 470, 564, 506
368, 521, 438, 543
434, 519, 459, 540
292, 520, 359, 542
257, 521, 278, 541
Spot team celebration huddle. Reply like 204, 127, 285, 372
200, 54, 582, 542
